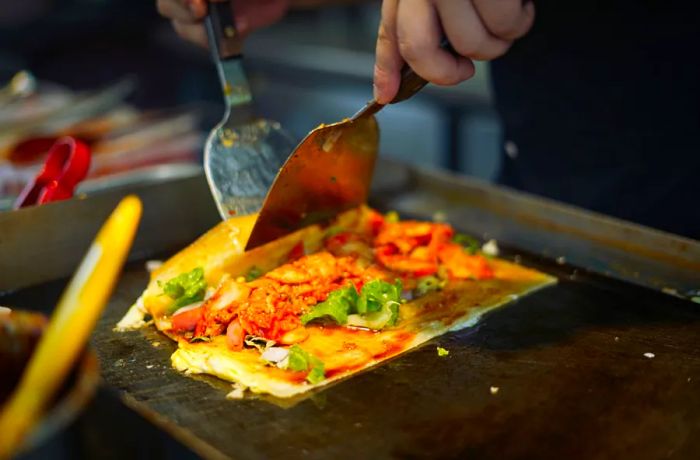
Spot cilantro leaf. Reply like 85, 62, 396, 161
159, 267, 207, 314
452, 233, 480, 255
287, 345, 326, 384
300, 285, 358, 326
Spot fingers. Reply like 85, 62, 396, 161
159, 0, 207, 47
436, 0, 511, 61
396, 0, 475, 86
171, 20, 208, 47
157, 0, 206, 24
373, 0, 402, 104
473, 0, 535, 41
159, 0, 288, 47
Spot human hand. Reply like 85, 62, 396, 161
373, 0, 535, 104
156, 0, 290, 47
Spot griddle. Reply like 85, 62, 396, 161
2, 158, 699, 459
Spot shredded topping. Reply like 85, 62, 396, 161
170, 210, 493, 343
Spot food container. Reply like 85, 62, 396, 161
0, 308, 99, 459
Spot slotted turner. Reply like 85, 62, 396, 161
245, 44, 454, 250
203, 0, 295, 219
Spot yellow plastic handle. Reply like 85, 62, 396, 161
0, 195, 142, 458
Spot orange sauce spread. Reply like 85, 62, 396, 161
183, 210, 493, 343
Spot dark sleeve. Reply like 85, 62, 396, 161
490, 0, 700, 238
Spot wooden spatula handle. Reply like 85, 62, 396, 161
205, 1, 243, 60
390, 38, 457, 104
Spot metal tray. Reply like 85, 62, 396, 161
2, 158, 699, 459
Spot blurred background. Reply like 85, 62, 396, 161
0, 0, 503, 210
2, 2, 699, 459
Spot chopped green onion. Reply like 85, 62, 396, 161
244, 335, 275, 352
437, 346, 449, 357
414, 276, 446, 297
300, 285, 358, 326
190, 336, 211, 343
356, 279, 403, 323
306, 364, 326, 385
159, 267, 207, 314
325, 225, 344, 237
245, 266, 264, 281
385, 211, 400, 223
301, 279, 402, 330
287, 345, 325, 384
452, 233, 480, 255
347, 300, 397, 330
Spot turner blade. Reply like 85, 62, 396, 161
204, 120, 294, 219
245, 115, 379, 250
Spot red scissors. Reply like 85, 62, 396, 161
13, 136, 91, 209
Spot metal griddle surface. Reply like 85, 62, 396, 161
2, 161, 698, 458
3, 250, 700, 459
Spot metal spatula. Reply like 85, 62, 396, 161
245, 47, 452, 250
203, 0, 295, 219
